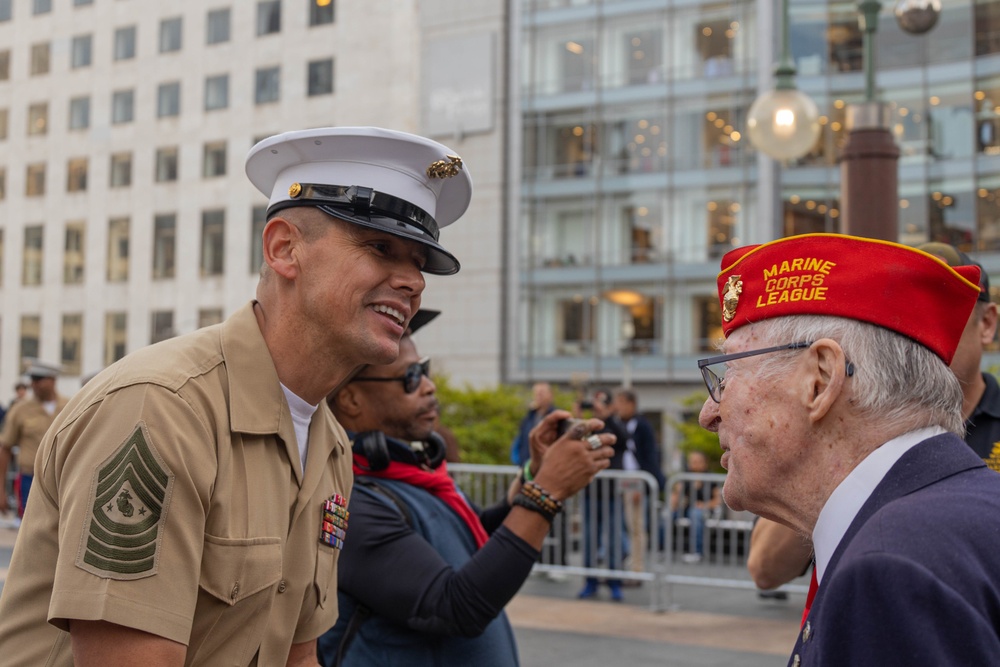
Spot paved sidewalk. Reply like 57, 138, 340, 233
0, 524, 803, 665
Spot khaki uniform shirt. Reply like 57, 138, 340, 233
0, 302, 353, 666
0, 394, 68, 475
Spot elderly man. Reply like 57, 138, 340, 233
698, 234, 1000, 665
0, 361, 68, 518
0, 127, 472, 667
318, 314, 613, 665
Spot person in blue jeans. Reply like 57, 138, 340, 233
671, 450, 720, 562
578, 389, 630, 601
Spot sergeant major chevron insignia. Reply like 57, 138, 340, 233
77, 422, 174, 580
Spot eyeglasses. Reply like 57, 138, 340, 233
352, 357, 431, 394
698, 341, 855, 403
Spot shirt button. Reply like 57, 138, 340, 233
792, 654, 801, 667
278, 580, 287, 593
231, 583, 239, 601
802, 621, 811, 642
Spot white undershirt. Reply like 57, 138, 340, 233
812, 425, 944, 584
41, 400, 57, 416
281, 384, 319, 474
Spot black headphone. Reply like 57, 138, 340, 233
352, 430, 447, 471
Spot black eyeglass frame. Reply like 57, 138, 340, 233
352, 357, 431, 394
698, 341, 855, 403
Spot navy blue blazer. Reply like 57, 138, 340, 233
790, 433, 1000, 666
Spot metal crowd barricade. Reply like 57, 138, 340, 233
448, 464, 808, 613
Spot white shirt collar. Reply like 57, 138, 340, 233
812, 426, 944, 583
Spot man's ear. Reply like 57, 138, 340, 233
979, 303, 998, 347
802, 338, 848, 423
330, 384, 363, 420
262, 217, 300, 280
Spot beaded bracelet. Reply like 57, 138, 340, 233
521, 460, 535, 483
512, 493, 556, 523
520, 481, 564, 515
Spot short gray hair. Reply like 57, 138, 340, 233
745, 315, 964, 435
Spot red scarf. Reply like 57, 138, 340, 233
353, 455, 489, 549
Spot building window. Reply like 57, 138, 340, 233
695, 296, 724, 352
114, 26, 137, 61
107, 217, 130, 282
198, 308, 223, 328
23, 225, 44, 285
109, 152, 132, 188
71, 34, 92, 68
250, 205, 267, 273
25, 163, 45, 197
68, 96, 90, 130
112, 89, 135, 124
0, 108, 7, 140
255, 66, 280, 104
104, 312, 127, 365
27, 102, 48, 135
201, 209, 225, 276
159, 17, 183, 53
307, 58, 333, 96
0, 168, 5, 200
152, 213, 176, 279
20, 316, 41, 363
32, 0, 51, 14
0, 0, 10, 22
157, 81, 181, 118
257, 1, 281, 36
202, 141, 227, 177
74, 0, 94, 5
155, 146, 179, 182
309, 0, 334, 26
557, 298, 595, 355
61, 314, 82, 376
64, 222, 86, 284
150, 311, 174, 344
0, 229, 5, 283
66, 157, 88, 192
205, 74, 229, 110
0, 49, 10, 80
30, 42, 50, 75
206, 7, 230, 44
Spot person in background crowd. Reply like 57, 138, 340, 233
511, 382, 555, 465
0, 362, 68, 519
577, 388, 630, 601
670, 450, 721, 563
699, 233, 1000, 664
0, 126, 472, 667
319, 316, 615, 666
613, 389, 666, 575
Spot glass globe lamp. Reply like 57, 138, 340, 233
746, 88, 822, 161
894, 0, 940, 35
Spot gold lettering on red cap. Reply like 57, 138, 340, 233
722, 275, 742, 322
757, 257, 836, 309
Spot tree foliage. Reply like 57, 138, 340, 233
669, 391, 724, 472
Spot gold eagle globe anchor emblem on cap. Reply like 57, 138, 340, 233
722, 275, 742, 322
426, 155, 464, 179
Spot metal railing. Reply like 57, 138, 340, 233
448, 464, 809, 611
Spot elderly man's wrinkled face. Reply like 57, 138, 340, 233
698, 328, 805, 513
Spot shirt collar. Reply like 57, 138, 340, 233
812, 426, 945, 583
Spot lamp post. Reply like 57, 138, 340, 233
746, 0, 821, 161
839, 0, 940, 241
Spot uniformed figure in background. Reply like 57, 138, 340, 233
0, 361, 68, 518
0, 127, 473, 667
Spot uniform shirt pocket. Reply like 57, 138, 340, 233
200, 534, 283, 605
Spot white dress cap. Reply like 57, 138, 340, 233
245, 127, 472, 275
23, 360, 62, 378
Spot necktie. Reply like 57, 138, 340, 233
801, 567, 818, 628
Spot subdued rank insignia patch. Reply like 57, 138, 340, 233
77, 422, 174, 580
320, 493, 349, 550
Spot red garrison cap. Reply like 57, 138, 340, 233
716, 234, 982, 364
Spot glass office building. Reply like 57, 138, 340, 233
511, 0, 1000, 434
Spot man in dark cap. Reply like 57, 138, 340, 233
0, 127, 472, 667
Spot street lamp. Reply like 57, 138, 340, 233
839, 0, 940, 241
746, 0, 821, 161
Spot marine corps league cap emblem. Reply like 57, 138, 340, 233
320, 493, 349, 550
426, 155, 463, 179
722, 275, 742, 322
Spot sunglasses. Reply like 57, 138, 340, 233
352, 357, 431, 394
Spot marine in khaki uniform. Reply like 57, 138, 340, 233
0, 361, 68, 517
0, 127, 473, 667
